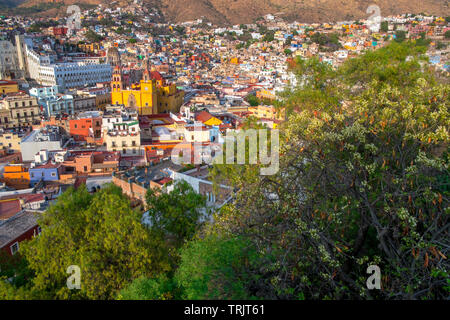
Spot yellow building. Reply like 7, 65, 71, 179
78, 43, 101, 54
157, 84, 184, 114
0, 130, 21, 152
256, 89, 276, 101
111, 67, 184, 115
111, 67, 158, 115
248, 105, 285, 121
0, 80, 19, 95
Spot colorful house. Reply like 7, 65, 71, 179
29, 162, 60, 185
69, 113, 103, 142
111, 66, 184, 115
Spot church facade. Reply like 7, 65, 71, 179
111, 65, 184, 115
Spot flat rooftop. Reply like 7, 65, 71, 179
114, 160, 183, 189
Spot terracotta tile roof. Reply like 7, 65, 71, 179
196, 110, 213, 123
0, 199, 22, 221
0, 193, 44, 204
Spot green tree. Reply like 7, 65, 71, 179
436, 42, 447, 50
245, 94, 260, 106
85, 29, 104, 42
175, 235, 259, 299
19, 184, 169, 299
380, 21, 389, 33
28, 23, 41, 33
284, 48, 292, 56
395, 30, 407, 42
118, 275, 181, 300
145, 181, 206, 247
262, 31, 275, 42
208, 42, 449, 299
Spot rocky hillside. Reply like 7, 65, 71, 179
5, 0, 450, 25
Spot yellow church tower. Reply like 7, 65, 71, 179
110, 59, 183, 115
139, 69, 158, 115
110, 65, 157, 115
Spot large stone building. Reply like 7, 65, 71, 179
0, 39, 24, 80
24, 39, 112, 90
106, 47, 121, 68
0, 92, 40, 130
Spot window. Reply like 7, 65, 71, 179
10, 242, 19, 255
34, 226, 42, 237
51, 172, 56, 177
84, 166, 88, 172
123, 148, 126, 154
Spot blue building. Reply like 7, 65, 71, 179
29, 86, 74, 117
29, 162, 60, 186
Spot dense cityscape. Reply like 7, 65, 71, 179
0, 1, 448, 306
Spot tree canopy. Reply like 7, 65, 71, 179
200, 41, 449, 299
1, 184, 169, 300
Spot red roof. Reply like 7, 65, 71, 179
0, 193, 44, 204
156, 177, 172, 185
196, 111, 213, 123
150, 71, 163, 81
0, 199, 22, 221
0, 80, 18, 86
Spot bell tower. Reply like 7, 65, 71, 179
111, 66, 123, 93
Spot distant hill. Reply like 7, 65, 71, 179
5, 0, 450, 25
0, 0, 26, 9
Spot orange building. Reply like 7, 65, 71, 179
2, 164, 30, 189
69, 116, 102, 142
62, 151, 120, 176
